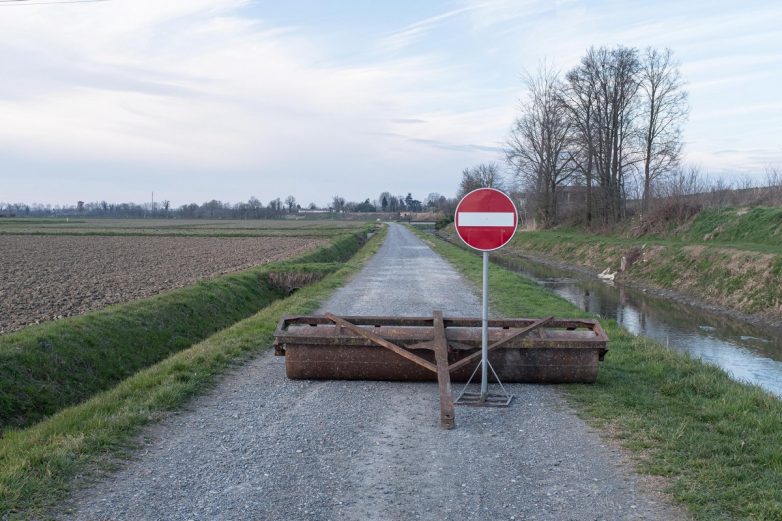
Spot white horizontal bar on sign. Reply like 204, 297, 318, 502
457, 212, 515, 227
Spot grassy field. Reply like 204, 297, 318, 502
0, 218, 368, 237
412, 226, 782, 521
0, 225, 386, 519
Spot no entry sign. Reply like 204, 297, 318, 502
454, 188, 518, 252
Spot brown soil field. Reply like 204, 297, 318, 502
0, 235, 326, 333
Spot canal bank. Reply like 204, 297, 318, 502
491, 226, 782, 328
411, 225, 782, 521
493, 252, 782, 398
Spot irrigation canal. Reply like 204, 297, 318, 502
498, 255, 782, 398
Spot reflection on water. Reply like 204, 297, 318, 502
498, 256, 782, 397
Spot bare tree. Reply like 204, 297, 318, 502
506, 65, 574, 226
458, 163, 504, 198
566, 47, 641, 223
285, 195, 297, 213
563, 61, 598, 224
331, 195, 346, 212
639, 47, 688, 212
247, 196, 262, 218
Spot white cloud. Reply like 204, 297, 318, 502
0, 1, 511, 204
2, 0, 780, 205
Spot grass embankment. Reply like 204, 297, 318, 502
412, 227, 782, 521
0, 225, 386, 519
0, 230, 368, 432
447, 207, 782, 322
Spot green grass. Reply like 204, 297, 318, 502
684, 207, 782, 247
412, 227, 782, 521
0, 225, 386, 519
0, 230, 369, 432
510, 228, 782, 256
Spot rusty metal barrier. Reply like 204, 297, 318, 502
273, 312, 608, 429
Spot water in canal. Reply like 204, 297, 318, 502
498, 255, 782, 397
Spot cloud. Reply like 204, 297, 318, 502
391, 118, 427, 124
2, 0, 780, 204
376, 5, 475, 53
0, 1, 516, 204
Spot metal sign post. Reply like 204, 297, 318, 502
481, 251, 489, 401
452, 188, 518, 407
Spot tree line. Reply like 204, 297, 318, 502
0, 191, 456, 219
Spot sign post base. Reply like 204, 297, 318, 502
454, 357, 514, 408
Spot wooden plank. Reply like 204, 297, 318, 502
447, 316, 554, 373
432, 311, 455, 430
324, 313, 438, 374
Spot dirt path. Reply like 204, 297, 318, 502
63, 223, 685, 521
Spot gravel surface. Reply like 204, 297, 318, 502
63, 223, 685, 521
0, 235, 325, 333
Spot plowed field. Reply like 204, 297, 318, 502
0, 235, 325, 333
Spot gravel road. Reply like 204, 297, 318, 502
63, 223, 685, 521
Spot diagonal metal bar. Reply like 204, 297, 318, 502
447, 316, 554, 373
324, 313, 438, 373
432, 310, 455, 429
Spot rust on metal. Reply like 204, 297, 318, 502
446, 316, 554, 373
275, 312, 609, 430
432, 311, 455, 429
274, 314, 608, 383
324, 313, 437, 374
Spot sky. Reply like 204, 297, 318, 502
1, 0, 781, 207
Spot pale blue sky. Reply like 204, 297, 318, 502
1, 0, 780, 206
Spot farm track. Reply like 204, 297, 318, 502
64, 224, 685, 521
0, 235, 326, 333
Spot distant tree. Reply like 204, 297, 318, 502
204, 199, 222, 218
285, 195, 297, 213
247, 196, 262, 218
331, 195, 346, 212
308, 202, 317, 210
403, 193, 423, 212
269, 197, 282, 213
458, 163, 504, 198
353, 198, 376, 212
76, 201, 85, 213
162, 200, 170, 213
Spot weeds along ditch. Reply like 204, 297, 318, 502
0, 225, 386, 518
0, 228, 372, 432
409, 226, 782, 521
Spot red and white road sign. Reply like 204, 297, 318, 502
454, 188, 518, 251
